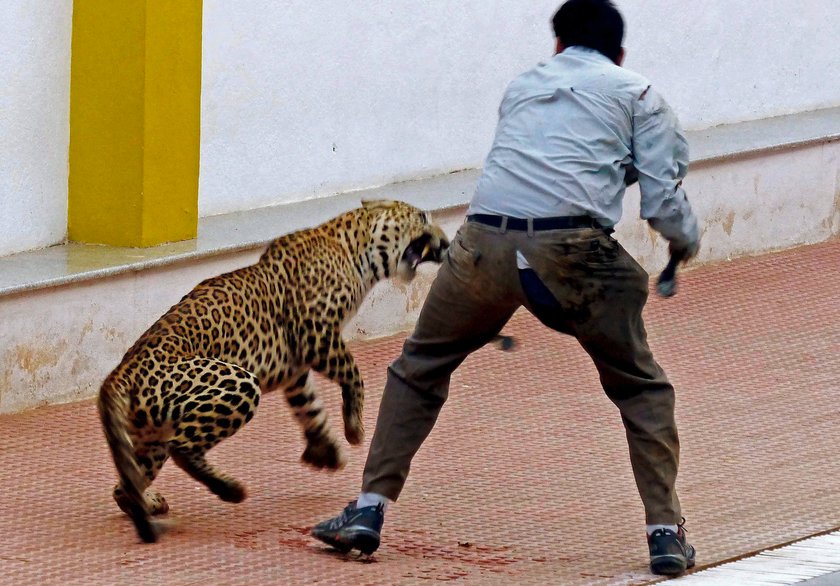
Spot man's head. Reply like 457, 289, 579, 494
552, 0, 625, 65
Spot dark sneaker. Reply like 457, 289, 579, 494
311, 501, 384, 555
648, 519, 696, 575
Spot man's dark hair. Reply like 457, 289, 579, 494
552, 0, 624, 62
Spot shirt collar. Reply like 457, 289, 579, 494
558, 45, 615, 64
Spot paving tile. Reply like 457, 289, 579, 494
0, 240, 838, 585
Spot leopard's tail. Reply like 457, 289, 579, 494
98, 376, 160, 543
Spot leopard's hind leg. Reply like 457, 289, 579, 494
284, 371, 345, 470
113, 441, 170, 515
169, 444, 247, 503
166, 358, 260, 503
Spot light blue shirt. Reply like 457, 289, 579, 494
469, 46, 699, 267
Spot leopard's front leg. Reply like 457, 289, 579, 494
284, 370, 346, 470
312, 331, 365, 445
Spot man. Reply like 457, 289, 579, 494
312, 0, 699, 576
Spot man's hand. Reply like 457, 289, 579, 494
669, 238, 700, 263
658, 237, 699, 298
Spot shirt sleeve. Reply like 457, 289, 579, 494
631, 86, 699, 249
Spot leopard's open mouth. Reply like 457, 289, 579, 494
402, 233, 449, 270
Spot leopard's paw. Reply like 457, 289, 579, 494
301, 440, 346, 470
213, 479, 247, 503
146, 489, 170, 515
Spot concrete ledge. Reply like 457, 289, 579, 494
689, 106, 840, 165
2, 105, 839, 298
0, 170, 480, 297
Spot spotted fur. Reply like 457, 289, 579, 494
98, 200, 449, 543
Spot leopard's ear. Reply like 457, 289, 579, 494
361, 199, 398, 210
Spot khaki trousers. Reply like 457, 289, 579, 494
362, 220, 682, 524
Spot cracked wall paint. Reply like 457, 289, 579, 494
830, 158, 840, 235
722, 211, 736, 236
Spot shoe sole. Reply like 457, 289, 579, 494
650, 554, 695, 576
312, 526, 380, 555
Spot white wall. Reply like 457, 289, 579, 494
621, 0, 840, 129
199, 0, 840, 217
2, 1, 837, 256
199, 0, 557, 216
0, 1, 72, 257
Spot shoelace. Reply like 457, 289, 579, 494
328, 501, 359, 529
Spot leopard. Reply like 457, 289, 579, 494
98, 199, 449, 543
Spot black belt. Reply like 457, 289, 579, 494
467, 214, 603, 231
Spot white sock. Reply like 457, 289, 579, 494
647, 524, 678, 536
357, 491, 390, 510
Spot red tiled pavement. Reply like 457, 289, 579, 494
1, 240, 839, 585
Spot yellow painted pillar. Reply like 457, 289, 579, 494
68, 0, 202, 247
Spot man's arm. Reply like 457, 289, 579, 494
632, 86, 700, 258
